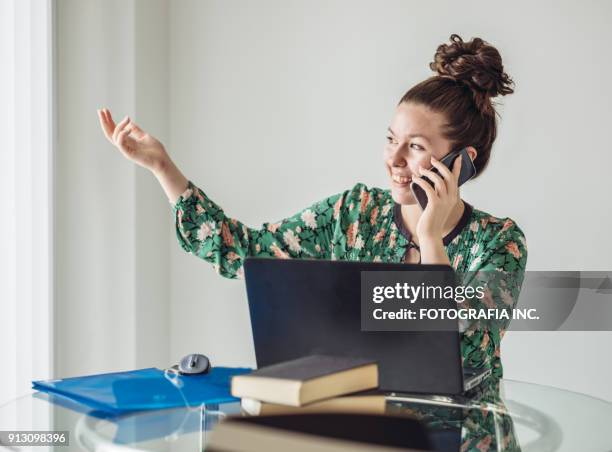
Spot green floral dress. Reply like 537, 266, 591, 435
173, 181, 527, 380
173, 180, 528, 451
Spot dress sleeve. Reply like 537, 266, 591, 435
470, 220, 528, 322
171, 181, 346, 279
459, 219, 528, 376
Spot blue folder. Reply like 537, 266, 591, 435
33, 390, 230, 444
32, 367, 251, 417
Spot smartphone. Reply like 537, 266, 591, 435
410, 147, 476, 210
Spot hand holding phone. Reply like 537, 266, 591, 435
410, 147, 476, 210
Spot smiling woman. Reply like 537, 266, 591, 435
98, 34, 527, 382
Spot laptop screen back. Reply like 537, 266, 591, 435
243, 258, 464, 394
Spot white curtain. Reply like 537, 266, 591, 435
0, 0, 53, 406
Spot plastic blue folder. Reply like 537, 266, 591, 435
32, 367, 251, 417
33, 391, 223, 443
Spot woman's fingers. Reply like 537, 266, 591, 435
103, 108, 116, 129
129, 122, 146, 139
124, 121, 145, 140
430, 156, 455, 182
411, 176, 437, 203
418, 167, 447, 196
429, 154, 462, 197
98, 108, 124, 145
98, 109, 145, 144
102, 109, 115, 129
97, 109, 113, 141
116, 128, 133, 155
112, 116, 131, 144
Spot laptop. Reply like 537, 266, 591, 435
243, 258, 491, 397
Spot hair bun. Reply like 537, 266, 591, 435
430, 34, 514, 114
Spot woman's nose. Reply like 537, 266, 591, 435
387, 146, 407, 167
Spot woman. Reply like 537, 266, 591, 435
98, 34, 527, 382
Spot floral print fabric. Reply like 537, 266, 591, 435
389, 379, 522, 451
173, 181, 528, 381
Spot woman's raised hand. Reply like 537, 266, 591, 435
98, 108, 189, 203
97, 108, 168, 173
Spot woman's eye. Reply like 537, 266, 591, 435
385, 136, 395, 144
410, 143, 424, 151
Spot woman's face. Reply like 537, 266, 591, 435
384, 102, 453, 205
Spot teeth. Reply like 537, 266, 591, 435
392, 175, 411, 184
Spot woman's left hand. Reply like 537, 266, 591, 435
412, 154, 462, 241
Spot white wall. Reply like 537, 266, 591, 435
55, 0, 612, 402
55, 0, 170, 376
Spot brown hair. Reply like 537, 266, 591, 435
400, 34, 514, 178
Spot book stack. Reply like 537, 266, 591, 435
231, 355, 384, 415
206, 357, 433, 451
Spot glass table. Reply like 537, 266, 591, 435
0, 379, 610, 451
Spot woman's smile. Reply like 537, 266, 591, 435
391, 173, 412, 187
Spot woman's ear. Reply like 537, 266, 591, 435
466, 146, 478, 162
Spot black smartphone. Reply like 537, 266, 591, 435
410, 147, 476, 210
